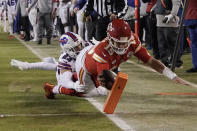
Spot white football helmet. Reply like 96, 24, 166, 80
59, 32, 84, 57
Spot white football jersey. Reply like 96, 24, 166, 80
7, 0, 16, 7
55, 41, 92, 88
57, 41, 92, 74
57, 52, 76, 74
59, 0, 70, 8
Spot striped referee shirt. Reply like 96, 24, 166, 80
85, 0, 128, 18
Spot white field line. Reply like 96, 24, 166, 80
15, 36, 43, 59
13, 35, 197, 130
0, 113, 101, 117
14, 35, 135, 131
85, 97, 134, 131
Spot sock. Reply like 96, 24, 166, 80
9, 24, 13, 35
33, 25, 38, 40
53, 85, 83, 97
59, 86, 76, 95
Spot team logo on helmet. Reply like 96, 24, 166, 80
60, 36, 68, 46
108, 23, 114, 32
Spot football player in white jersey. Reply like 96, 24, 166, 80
11, 32, 108, 98
59, 0, 72, 33
27, 0, 38, 41
73, 0, 87, 40
0, 0, 7, 32
6, 0, 17, 39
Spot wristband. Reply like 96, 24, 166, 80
162, 67, 177, 80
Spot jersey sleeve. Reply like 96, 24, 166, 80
58, 53, 74, 72
92, 44, 110, 75
131, 34, 152, 63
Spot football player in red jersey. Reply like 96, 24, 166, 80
74, 19, 188, 93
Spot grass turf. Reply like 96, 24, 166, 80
0, 32, 121, 131
1, 29, 197, 131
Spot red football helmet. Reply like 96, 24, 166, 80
107, 19, 132, 55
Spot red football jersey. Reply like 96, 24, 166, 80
84, 33, 152, 86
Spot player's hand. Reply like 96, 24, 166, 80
51, 12, 56, 19
85, 15, 92, 22
110, 14, 117, 20
172, 76, 190, 86
163, 14, 176, 23
73, 81, 86, 92
97, 70, 116, 90
73, 7, 79, 13
97, 74, 106, 87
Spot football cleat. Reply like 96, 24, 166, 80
30, 38, 38, 42
10, 59, 28, 71
43, 82, 55, 99
9, 35, 14, 39
20, 34, 24, 39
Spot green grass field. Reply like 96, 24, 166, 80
0, 29, 197, 131
0, 32, 121, 131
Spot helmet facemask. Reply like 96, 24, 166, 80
108, 34, 131, 55
68, 42, 83, 57
107, 19, 132, 55
59, 32, 84, 58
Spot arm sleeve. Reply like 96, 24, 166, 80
132, 34, 152, 63
134, 46, 152, 63
171, 0, 180, 15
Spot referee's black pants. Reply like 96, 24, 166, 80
21, 16, 30, 41
95, 16, 110, 41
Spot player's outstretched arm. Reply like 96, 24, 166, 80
146, 57, 189, 85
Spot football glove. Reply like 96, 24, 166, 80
73, 81, 86, 92
97, 70, 117, 90
163, 14, 176, 23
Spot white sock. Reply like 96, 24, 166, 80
11, 59, 57, 71
33, 25, 38, 40
84, 86, 108, 97
52, 85, 60, 94
9, 24, 13, 35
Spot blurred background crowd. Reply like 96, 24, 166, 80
0, 0, 196, 73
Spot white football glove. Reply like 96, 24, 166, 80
73, 81, 86, 92
163, 14, 176, 23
